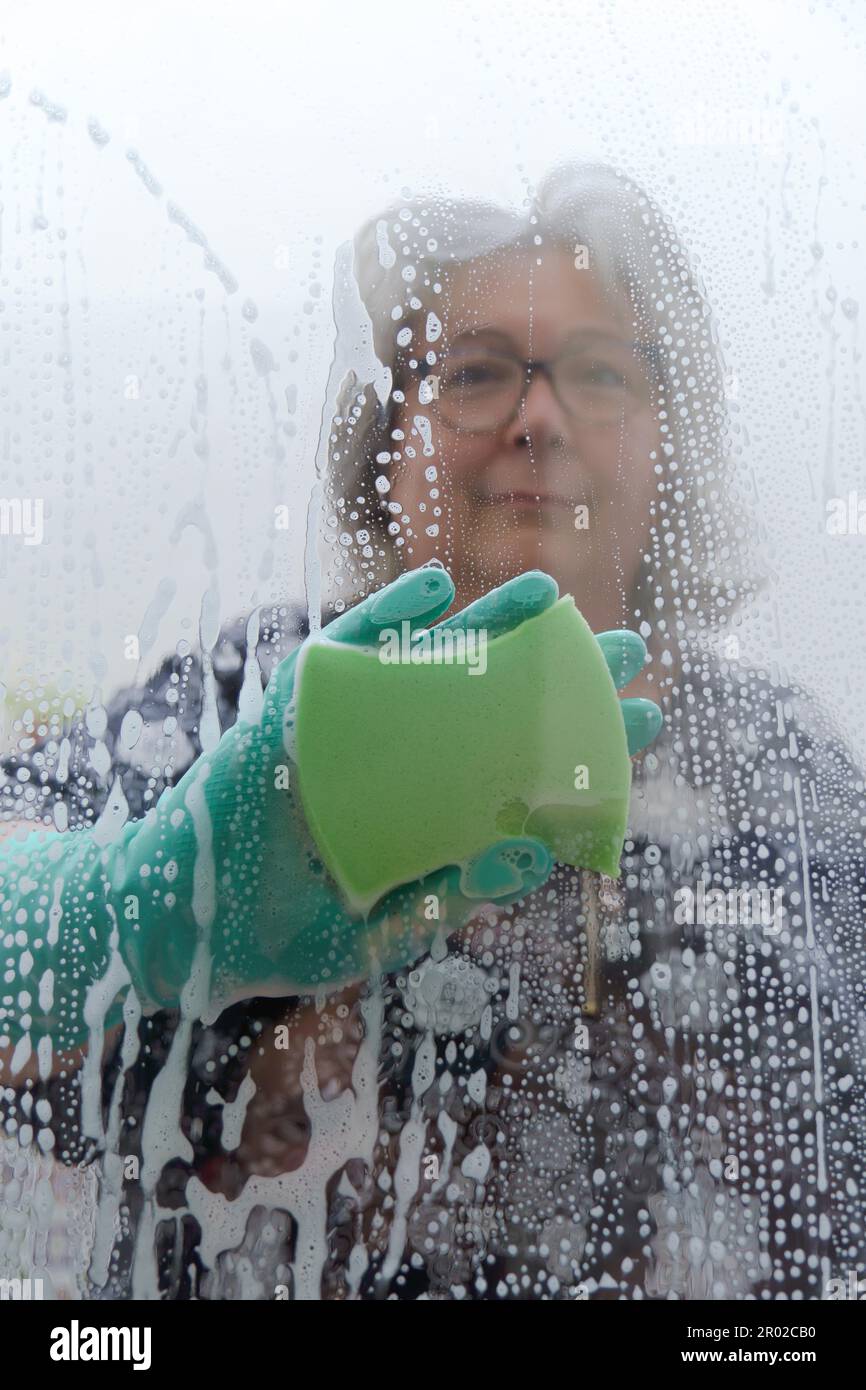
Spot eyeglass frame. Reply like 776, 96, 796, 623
401, 335, 665, 433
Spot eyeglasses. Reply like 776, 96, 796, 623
410, 335, 663, 432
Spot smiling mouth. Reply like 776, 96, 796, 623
481, 491, 577, 510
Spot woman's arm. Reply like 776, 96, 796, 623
0, 569, 661, 1104
0, 818, 123, 1084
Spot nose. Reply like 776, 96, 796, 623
505, 365, 570, 449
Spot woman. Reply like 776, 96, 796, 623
1, 161, 863, 1300
314, 164, 865, 1298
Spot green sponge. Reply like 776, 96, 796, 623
294, 595, 631, 915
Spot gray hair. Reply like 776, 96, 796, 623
319, 160, 765, 667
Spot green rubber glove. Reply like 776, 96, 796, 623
0, 567, 661, 1069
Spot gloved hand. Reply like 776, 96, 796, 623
0, 566, 661, 1066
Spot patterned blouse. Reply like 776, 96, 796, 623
1, 601, 864, 1301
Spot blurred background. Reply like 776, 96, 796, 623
0, 0, 863, 758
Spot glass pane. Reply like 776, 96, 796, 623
1, 0, 864, 1310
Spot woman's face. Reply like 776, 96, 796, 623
389, 245, 662, 636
